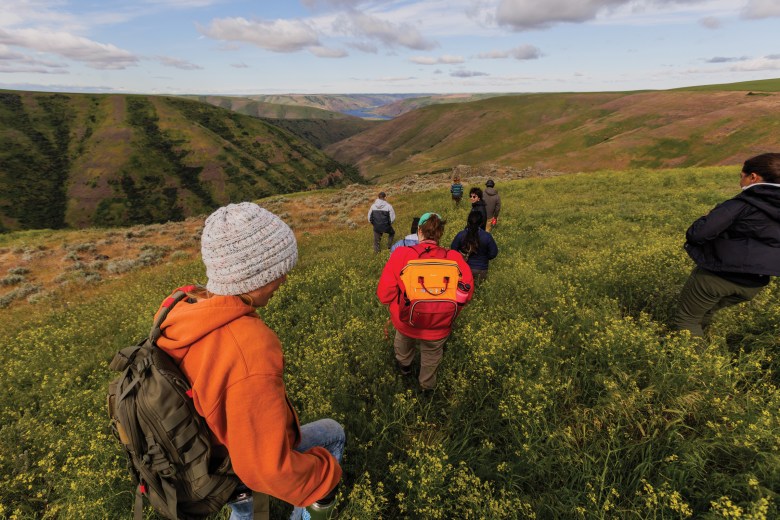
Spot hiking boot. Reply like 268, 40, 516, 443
396, 360, 412, 376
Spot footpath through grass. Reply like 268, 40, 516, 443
1, 166, 778, 519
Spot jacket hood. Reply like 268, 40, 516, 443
484, 187, 498, 196
740, 184, 780, 222
371, 199, 392, 211
156, 295, 255, 355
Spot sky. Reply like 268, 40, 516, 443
1, 0, 779, 95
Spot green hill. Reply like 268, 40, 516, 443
326, 87, 780, 181
0, 91, 360, 231
1, 166, 778, 518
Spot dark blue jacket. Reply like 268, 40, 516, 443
451, 228, 498, 271
685, 184, 780, 276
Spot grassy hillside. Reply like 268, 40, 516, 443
187, 95, 355, 120
674, 78, 780, 92
326, 89, 780, 181
0, 90, 360, 231
1, 166, 778, 518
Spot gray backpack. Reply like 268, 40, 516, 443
107, 286, 268, 519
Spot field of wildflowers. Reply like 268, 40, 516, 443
1, 165, 778, 519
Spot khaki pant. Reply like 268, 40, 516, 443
394, 331, 449, 390
673, 267, 764, 337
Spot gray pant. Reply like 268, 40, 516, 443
673, 267, 764, 337
373, 230, 394, 252
394, 331, 449, 390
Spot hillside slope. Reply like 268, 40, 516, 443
0, 91, 359, 231
326, 89, 780, 180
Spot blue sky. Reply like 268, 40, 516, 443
1, 0, 779, 95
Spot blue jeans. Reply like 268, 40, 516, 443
228, 418, 345, 520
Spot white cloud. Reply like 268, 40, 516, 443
699, 16, 721, 28
154, 56, 203, 70
742, 0, 780, 19
199, 17, 321, 52
411, 54, 464, 64
309, 45, 348, 57
335, 11, 437, 50
495, 0, 727, 30
706, 56, 748, 63
477, 44, 541, 60
0, 27, 138, 69
729, 55, 780, 71
231, 62, 249, 68
451, 69, 489, 77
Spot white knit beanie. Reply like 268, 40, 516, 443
201, 202, 298, 296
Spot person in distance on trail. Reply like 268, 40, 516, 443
367, 191, 396, 253
391, 216, 420, 252
469, 187, 488, 231
673, 153, 780, 337
450, 176, 464, 208
451, 210, 499, 286
377, 212, 474, 392
483, 179, 502, 232
155, 202, 343, 520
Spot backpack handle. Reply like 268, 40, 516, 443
418, 276, 450, 295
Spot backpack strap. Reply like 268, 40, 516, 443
253, 492, 270, 520
409, 243, 448, 259
149, 285, 197, 342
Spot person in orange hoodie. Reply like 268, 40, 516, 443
155, 202, 343, 520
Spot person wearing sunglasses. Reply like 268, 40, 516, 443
468, 187, 488, 231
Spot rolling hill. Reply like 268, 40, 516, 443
325, 87, 780, 181
0, 90, 360, 231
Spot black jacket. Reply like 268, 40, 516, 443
684, 184, 780, 276
470, 201, 488, 231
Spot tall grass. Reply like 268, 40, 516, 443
1, 166, 778, 519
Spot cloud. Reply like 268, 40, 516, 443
706, 56, 749, 64
496, 0, 625, 29
302, 0, 365, 7
335, 11, 437, 51
742, 0, 780, 19
154, 56, 203, 70
348, 41, 378, 53
410, 54, 464, 65
0, 27, 138, 69
699, 16, 721, 28
309, 45, 348, 58
477, 44, 541, 60
231, 62, 249, 68
729, 56, 780, 71
451, 69, 489, 77
199, 17, 320, 52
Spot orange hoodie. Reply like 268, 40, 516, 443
154, 292, 342, 507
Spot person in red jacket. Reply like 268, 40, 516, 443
155, 202, 343, 520
377, 212, 474, 391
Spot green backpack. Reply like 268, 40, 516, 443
107, 286, 268, 520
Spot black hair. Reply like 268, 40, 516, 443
460, 211, 482, 257
469, 187, 483, 200
410, 217, 420, 234
743, 153, 780, 184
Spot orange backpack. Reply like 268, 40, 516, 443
398, 245, 463, 330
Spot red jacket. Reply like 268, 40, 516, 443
377, 241, 474, 340
155, 293, 341, 507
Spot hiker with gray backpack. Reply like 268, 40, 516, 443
108, 202, 343, 520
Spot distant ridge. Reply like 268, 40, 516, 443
326, 85, 780, 181
0, 90, 359, 231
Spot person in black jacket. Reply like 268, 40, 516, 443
469, 187, 488, 230
673, 152, 780, 337
451, 210, 498, 285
